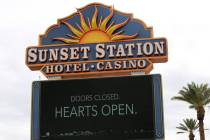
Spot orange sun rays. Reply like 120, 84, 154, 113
54, 7, 138, 44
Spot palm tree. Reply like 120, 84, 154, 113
172, 82, 210, 140
176, 118, 199, 140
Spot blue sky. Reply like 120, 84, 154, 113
0, 0, 210, 139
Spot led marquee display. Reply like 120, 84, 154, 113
31, 74, 164, 140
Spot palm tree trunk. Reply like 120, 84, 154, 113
189, 131, 195, 140
199, 120, 205, 140
197, 107, 205, 140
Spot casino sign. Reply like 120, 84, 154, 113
25, 3, 168, 79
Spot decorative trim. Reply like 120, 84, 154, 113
153, 75, 164, 138
31, 81, 41, 140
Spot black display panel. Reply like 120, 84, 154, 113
31, 74, 164, 140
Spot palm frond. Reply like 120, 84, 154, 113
172, 82, 210, 108
176, 118, 198, 134
177, 131, 185, 134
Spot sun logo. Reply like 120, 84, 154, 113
53, 7, 138, 44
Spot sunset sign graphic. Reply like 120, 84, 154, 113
26, 3, 168, 79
